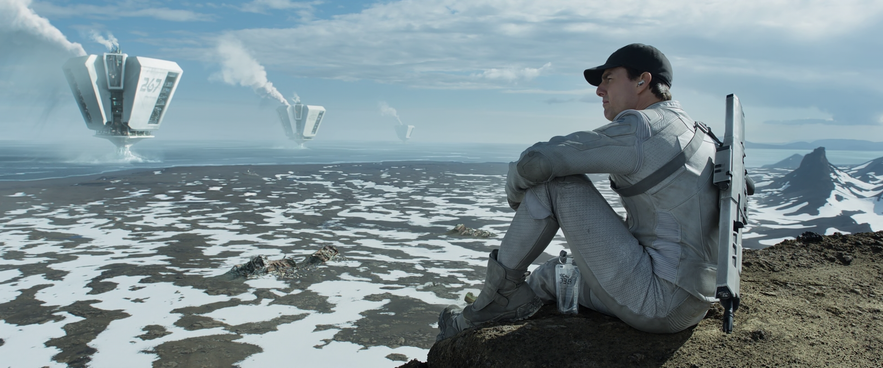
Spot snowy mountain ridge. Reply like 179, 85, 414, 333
744, 147, 883, 248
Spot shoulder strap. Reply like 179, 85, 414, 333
611, 122, 711, 197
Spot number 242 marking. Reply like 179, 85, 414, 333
139, 78, 162, 93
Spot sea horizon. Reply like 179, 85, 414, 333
2, 139, 882, 182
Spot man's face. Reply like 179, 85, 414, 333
595, 67, 640, 121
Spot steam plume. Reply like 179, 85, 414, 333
89, 30, 119, 51
0, 0, 86, 56
214, 37, 289, 106
0, 0, 86, 137
379, 101, 402, 125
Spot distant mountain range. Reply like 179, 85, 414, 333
744, 147, 883, 248
747, 139, 883, 151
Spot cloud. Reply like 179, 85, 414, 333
211, 36, 289, 106
475, 62, 551, 83
503, 88, 594, 95
239, 0, 317, 16
202, 0, 883, 129
218, 0, 883, 90
29, 1, 213, 22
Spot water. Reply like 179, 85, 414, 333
0, 139, 525, 181
3, 139, 880, 182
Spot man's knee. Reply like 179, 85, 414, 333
516, 151, 553, 183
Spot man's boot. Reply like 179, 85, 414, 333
436, 249, 544, 341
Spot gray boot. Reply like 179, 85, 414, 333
436, 249, 544, 341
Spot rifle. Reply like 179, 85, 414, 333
712, 94, 753, 334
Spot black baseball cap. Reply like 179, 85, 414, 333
583, 43, 672, 87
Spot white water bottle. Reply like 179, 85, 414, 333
555, 251, 580, 315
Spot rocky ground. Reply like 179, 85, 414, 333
400, 231, 883, 368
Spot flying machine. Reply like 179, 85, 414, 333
62, 46, 182, 153
277, 102, 326, 147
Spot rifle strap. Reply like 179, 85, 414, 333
611, 122, 710, 198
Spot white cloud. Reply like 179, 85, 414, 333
503, 88, 594, 95
29, 1, 213, 22
240, 0, 317, 14
213, 0, 883, 90
475, 62, 551, 83
674, 55, 868, 86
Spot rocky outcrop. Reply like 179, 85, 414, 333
398, 231, 883, 368
767, 147, 835, 212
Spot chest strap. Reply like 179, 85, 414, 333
611, 122, 712, 198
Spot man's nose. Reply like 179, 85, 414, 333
596, 86, 605, 97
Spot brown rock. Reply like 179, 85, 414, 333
403, 231, 883, 368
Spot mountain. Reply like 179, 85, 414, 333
764, 147, 835, 214
847, 156, 883, 184
747, 139, 883, 151
744, 147, 879, 248
761, 153, 803, 169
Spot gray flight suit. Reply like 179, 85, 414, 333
500, 100, 719, 333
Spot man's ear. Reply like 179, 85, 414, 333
637, 72, 652, 88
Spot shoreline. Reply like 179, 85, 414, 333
0, 160, 511, 187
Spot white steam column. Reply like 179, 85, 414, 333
277, 102, 326, 147
62, 48, 182, 153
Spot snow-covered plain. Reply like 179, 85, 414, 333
0, 163, 572, 367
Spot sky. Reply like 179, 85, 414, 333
1, 0, 883, 146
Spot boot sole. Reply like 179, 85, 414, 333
436, 297, 544, 342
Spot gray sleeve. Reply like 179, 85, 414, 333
505, 111, 648, 207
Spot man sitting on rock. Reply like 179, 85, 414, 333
437, 43, 721, 340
